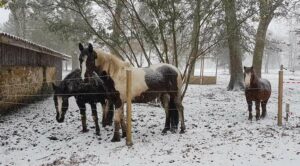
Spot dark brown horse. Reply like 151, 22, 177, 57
244, 66, 271, 120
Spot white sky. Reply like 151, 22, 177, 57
0, 8, 10, 24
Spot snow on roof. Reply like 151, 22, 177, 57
0, 32, 71, 60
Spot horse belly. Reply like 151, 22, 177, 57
245, 90, 271, 102
132, 91, 160, 103
259, 90, 271, 101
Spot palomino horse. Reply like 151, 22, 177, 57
244, 66, 271, 120
78, 43, 185, 142
52, 69, 120, 136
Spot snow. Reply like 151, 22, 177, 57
1, 72, 300, 166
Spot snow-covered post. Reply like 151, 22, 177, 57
278, 65, 283, 126
126, 69, 133, 146
286, 103, 290, 122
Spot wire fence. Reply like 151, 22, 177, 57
1, 68, 300, 110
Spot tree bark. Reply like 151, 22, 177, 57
110, 0, 123, 58
252, 18, 271, 77
171, 0, 178, 67
252, 0, 283, 77
223, 0, 244, 90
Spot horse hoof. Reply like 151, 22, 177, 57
162, 128, 169, 134
170, 128, 177, 134
111, 137, 121, 142
102, 122, 109, 128
96, 131, 100, 136
261, 114, 266, 119
122, 132, 126, 138
179, 130, 185, 134
256, 116, 260, 121
82, 129, 89, 133
111, 133, 121, 142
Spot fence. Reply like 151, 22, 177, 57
277, 65, 300, 126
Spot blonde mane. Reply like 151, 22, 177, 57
94, 49, 131, 77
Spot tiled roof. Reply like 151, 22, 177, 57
0, 32, 71, 60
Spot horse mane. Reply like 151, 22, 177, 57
94, 49, 131, 77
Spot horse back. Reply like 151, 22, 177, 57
258, 78, 271, 92
64, 69, 109, 105
123, 63, 182, 102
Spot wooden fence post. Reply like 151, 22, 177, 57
126, 69, 133, 146
278, 65, 283, 126
215, 58, 218, 83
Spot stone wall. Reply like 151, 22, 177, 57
0, 66, 56, 114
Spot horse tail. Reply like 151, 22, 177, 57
169, 97, 179, 129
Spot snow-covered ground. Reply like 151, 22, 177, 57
1, 71, 300, 166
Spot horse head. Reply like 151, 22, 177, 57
52, 83, 69, 123
244, 66, 256, 88
78, 43, 98, 80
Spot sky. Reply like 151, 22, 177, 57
0, 8, 10, 24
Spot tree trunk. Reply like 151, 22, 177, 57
252, 0, 283, 77
171, 0, 178, 67
252, 18, 271, 77
223, 0, 244, 91
181, 0, 201, 98
110, 0, 123, 57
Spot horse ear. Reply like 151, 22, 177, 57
79, 43, 84, 51
244, 66, 246, 70
88, 43, 93, 52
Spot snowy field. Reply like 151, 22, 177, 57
1, 71, 300, 166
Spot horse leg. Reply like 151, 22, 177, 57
111, 106, 122, 142
78, 102, 88, 133
175, 96, 185, 134
247, 100, 253, 121
120, 105, 127, 138
261, 100, 268, 119
169, 97, 179, 133
108, 102, 114, 126
102, 100, 109, 127
255, 101, 261, 120
160, 94, 170, 134
91, 103, 100, 136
